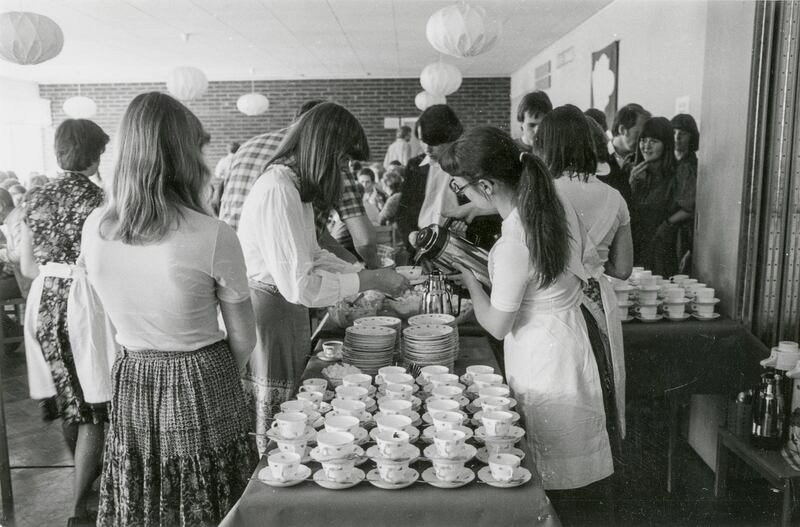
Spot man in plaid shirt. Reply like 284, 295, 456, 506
219, 101, 379, 268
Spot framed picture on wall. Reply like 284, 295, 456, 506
591, 40, 619, 129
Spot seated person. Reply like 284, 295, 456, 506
378, 170, 403, 226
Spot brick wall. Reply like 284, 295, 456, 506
39, 77, 510, 176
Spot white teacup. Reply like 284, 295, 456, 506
316, 431, 355, 458
779, 341, 800, 353
268, 451, 301, 482
426, 398, 460, 414
342, 373, 373, 390
638, 288, 659, 305
464, 365, 494, 385
335, 385, 369, 402
374, 413, 412, 434
324, 414, 360, 435
375, 429, 410, 458
664, 287, 686, 303
478, 385, 511, 399
482, 410, 514, 437
331, 398, 367, 419
321, 340, 343, 358
662, 302, 685, 319
634, 304, 658, 319
472, 373, 504, 390
271, 412, 307, 439
384, 383, 414, 400
275, 438, 308, 457
431, 385, 463, 401
281, 399, 312, 414
671, 274, 689, 284
485, 438, 515, 457
428, 373, 460, 389
383, 373, 415, 386
378, 398, 413, 417
434, 429, 467, 458
321, 459, 355, 483
686, 282, 706, 297
377, 460, 410, 483
489, 453, 520, 482
695, 287, 715, 302
301, 377, 328, 393
693, 302, 715, 317
614, 284, 635, 304
376, 366, 406, 384
297, 391, 323, 409
481, 396, 512, 413
683, 278, 698, 288
419, 365, 449, 384
431, 410, 464, 432
432, 458, 464, 482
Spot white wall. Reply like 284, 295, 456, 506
509, 0, 708, 133
0, 77, 51, 182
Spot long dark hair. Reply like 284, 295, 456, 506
533, 104, 597, 181
634, 117, 676, 176
268, 102, 369, 211
671, 113, 700, 152
439, 126, 570, 288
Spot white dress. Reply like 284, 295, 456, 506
491, 207, 613, 490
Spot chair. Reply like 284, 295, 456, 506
0, 298, 25, 354
0, 297, 25, 520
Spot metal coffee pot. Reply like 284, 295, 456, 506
420, 271, 459, 316
412, 219, 491, 288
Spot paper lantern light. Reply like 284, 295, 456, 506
63, 96, 97, 119
415, 91, 446, 111
420, 62, 462, 97
0, 11, 64, 65
237, 93, 269, 116
426, 3, 501, 58
166, 67, 208, 101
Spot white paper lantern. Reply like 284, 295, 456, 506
237, 92, 269, 116
0, 11, 64, 65
63, 96, 97, 119
420, 62, 462, 96
166, 67, 208, 101
415, 91, 446, 111
426, 3, 501, 58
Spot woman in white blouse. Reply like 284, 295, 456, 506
237, 102, 408, 449
441, 126, 614, 490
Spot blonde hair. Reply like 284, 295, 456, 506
101, 92, 211, 244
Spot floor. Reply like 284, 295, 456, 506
0, 344, 790, 526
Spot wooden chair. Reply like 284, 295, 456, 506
0, 297, 24, 521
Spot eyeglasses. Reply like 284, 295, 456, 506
639, 138, 662, 147
449, 178, 474, 197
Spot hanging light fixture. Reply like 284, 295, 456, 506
415, 91, 446, 111
426, 3, 501, 58
420, 61, 462, 97
63, 86, 97, 119
237, 72, 269, 116
166, 66, 208, 101
0, 11, 64, 65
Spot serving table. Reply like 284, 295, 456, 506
220, 335, 561, 527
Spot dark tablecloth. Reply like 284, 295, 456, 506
219, 336, 562, 527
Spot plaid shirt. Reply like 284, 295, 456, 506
219, 128, 366, 233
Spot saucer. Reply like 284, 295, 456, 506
471, 397, 517, 412
620, 315, 634, 323
476, 446, 525, 464
634, 314, 663, 323
366, 468, 419, 489
665, 313, 692, 322
266, 426, 316, 443
317, 401, 333, 413
466, 383, 510, 395
474, 426, 525, 443
421, 425, 474, 442
472, 410, 521, 426
310, 445, 366, 464
373, 410, 421, 426
692, 312, 721, 321
427, 395, 470, 409
326, 410, 374, 425
616, 300, 634, 309
378, 383, 420, 395
316, 351, 342, 362
313, 467, 365, 489
421, 410, 468, 425
421, 466, 475, 488
423, 443, 477, 462
369, 425, 420, 443
257, 465, 311, 488
477, 466, 532, 488
366, 443, 420, 462
692, 298, 720, 305
266, 447, 311, 464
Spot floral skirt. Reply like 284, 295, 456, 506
97, 340, 258, 527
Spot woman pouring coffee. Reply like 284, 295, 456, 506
439, 126, 614, 490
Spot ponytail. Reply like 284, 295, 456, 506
516, 152, 571, 289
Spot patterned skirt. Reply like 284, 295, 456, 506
97, 340, 258, 527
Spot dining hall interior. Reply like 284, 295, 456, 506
0, 0, 799, 526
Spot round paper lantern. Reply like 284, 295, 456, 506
420, 62, 462, 96
63, 96, 97, 119
0, 11, 64, 65
415, 91, 446, 111
426, 3, 501, 58
237, 92, 269, 116
166, 67, 208, 101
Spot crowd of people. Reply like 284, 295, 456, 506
8, 87, 700, 526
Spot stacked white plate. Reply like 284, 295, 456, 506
409, 314, 459, 359
354, 316, 403, 362
343, 325, 397, 374
402, 324, 457, 377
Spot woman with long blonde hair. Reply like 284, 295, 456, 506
81, 92, 258, 526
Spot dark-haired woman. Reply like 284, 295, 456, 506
629, 117, 678, 276
671, 113, 700, 272
237, 102, 408, 451
81, 92, 257, 526
441, 126, 613, 490
20, 119, 108, 526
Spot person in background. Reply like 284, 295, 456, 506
378, 169, 403, 226
28, 174, 50, 190
219, 100, 380, 268
586, 117, 632, 206
515, 90, 553, 149
215, 141, 241, 180
0, 178, 19, 190
629, 117, 678, 276
237, 103, 408, 451
670, 113, 700, 273
585, 108, 608, 133
19, 119, 108, 526
0, 189, 31, 299
383, 125, 413, 169
609, 103, 651, 178
8, 184, 26, 207
81, 92, 257, 527
357, 167, 386, 224
440, 126, 614, 491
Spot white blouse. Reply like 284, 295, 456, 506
238, 164, 361, 307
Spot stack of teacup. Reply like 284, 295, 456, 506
659, 283, 692, 321
366, 415, 421, 487
311, 429, 366, 488
260, 451, 312, 487
262, 377, 331, 460
631, 270, 663, 322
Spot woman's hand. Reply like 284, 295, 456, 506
630, 160, 649, 180
359, 268, 410, 296
450, 262, 481, 292
443, 202, 497, 223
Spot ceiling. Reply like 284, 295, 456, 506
0, 0, 611, 84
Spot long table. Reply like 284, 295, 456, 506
220, 336, 561, 527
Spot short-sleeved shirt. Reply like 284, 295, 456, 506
219, 128, 366, 233
23, 172, 104, 265
80, 208, 250, 351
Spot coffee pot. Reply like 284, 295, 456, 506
420, 271, 460, 316
412, 219, 490, 288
